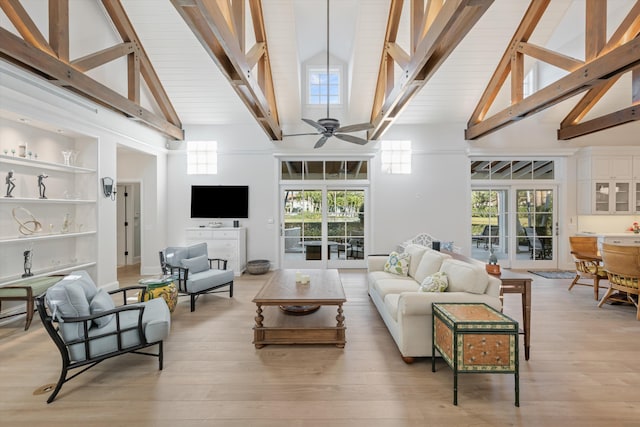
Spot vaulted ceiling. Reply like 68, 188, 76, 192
1, 0, 639, 145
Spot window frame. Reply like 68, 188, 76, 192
186, 140, 218, 175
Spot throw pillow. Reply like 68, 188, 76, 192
419, 271, 448, 292
181, 254, 210, 274
89, 288, 116, 328
383, 251, 411, 276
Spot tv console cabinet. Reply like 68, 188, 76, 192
185, 227, 246, 276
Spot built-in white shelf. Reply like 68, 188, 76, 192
0, 261, 97, 286
0, 230, 96, 244
0, 154, 95, 173
0, 197, 95, 204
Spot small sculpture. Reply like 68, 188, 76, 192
38, 173, 48, 199
22, 250, 33, 278
12, 207, 42, 235
61, 213, 71, 233
5, 170, 15, 197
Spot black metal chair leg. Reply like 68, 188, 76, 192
47, 366, 68, 404
158, 342, 163, 370
190, 294, 196, 312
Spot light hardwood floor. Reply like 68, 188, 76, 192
1, 267, 639, 426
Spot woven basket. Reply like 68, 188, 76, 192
247, 259, 270, 275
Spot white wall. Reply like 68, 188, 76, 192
0, 61, 168, 288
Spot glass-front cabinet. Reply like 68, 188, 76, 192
592, 181, 631, 214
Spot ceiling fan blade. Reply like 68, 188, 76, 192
334, 133, 369, 145
336, 122, 374, 133
314, 135, 329, 149
282, 132, 320, 137
302, 118, 327, 133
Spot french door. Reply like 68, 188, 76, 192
471, 186, 557, 269
281, 186, 367, 269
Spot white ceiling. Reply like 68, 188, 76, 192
119, 0, 581, 135
3, 1, 638, 142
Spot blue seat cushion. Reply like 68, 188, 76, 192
186, 269, 234, 294
68, 297, 170, 362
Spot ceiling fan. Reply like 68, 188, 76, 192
283, 0, 373, 149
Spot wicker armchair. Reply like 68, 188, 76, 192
568, 236, 608, 300
598, 243, 640, 320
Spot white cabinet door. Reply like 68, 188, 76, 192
592, 157, 632, 180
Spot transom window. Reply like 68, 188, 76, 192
471, 160, 554, 180
308, 68, 340, 105
280, 160, 368, 180
187, 141, 217, 175
381, 140, 412, 174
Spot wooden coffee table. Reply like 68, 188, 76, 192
252, 269, 346, 348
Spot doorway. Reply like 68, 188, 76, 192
471, 186, 557, 269
281, 186, 367, 269
116, 182, 141, 267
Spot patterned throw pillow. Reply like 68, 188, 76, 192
383, 251, 411, 276
419, 271, 448, 292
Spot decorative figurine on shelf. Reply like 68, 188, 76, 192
5, 170, 16, 197
38, 173, 48, 199
22, 250, 33, 278
61, 213, 71, 233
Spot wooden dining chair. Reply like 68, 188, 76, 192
599, 243, 640, 320
568, 236, 608, 300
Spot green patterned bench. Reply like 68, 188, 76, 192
0, 276, 63, 330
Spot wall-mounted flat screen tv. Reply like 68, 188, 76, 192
190, 185, 249, 218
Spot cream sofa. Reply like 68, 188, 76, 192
367, 244, 502, 362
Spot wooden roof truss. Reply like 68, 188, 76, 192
466, 0, 640, 141
368, 0, 494, 140
0, 0, 183, 140
171, 0, 281, 140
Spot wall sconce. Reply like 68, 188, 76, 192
101, 177, 116, 201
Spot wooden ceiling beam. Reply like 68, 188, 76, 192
101, 0, 181, 129
0, 0, 56, 56
71, 42, 136, 72
558, 1, 640, 138
468, 0, 550, 126
466, 36, 640, 140
171, 0, 281, 140
0, 27, 184, 140
517, 42, 583, 72
369, 0, 493, 140
49, 0, 69, 61
557, 104, 640, 140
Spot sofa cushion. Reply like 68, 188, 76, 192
440, 259, 489, 294
181, 254, 210, 274
384, 294, 400, 321
89, 288, 115, 328
384, 251, 411, 276
419, 271, 448, 292
403, 244, 427, 278
372, 278, 419, 299
414, 249, 450, 284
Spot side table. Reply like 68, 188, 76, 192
497, 270, 532, 360
432, 302, 519, 407
138, 276, 178, 313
